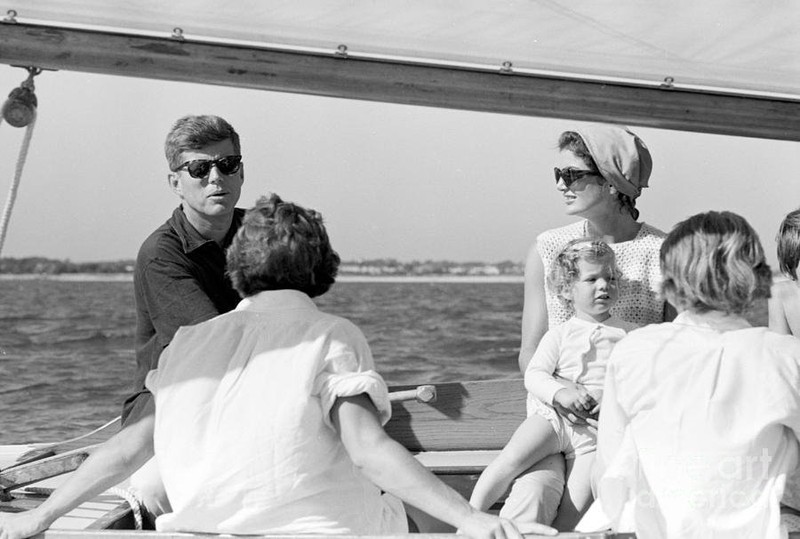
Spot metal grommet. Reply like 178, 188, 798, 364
661, 76, 675, 89
335, 44, 348, 58
500, 61, 514, 74
4, 9, 18, 23
171, 27, 185, 40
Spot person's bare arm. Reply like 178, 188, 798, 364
519, 241, 549, 373
332, 395, 555, 539
769, 282, 792, 334
0, 401, 155, 539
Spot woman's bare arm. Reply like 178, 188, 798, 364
332, 394, 555, 539
519, 241, 549, 373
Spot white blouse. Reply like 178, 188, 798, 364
145, 289, 405, 535
592, 311, 800, 538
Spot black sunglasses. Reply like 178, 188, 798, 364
176, 155, 243, 179
554, 167, 600, 189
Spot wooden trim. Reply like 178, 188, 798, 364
1, 23, 799, 141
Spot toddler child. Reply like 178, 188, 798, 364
470, 238, 637, 530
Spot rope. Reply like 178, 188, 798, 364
108, 486, 144, 530
0, 111, 37, 256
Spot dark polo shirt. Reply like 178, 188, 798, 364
122, 206, 244, 424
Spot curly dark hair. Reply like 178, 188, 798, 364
226, 194, 340, 298
557, 131, 640, 221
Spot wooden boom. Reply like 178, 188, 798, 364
1, 22, 799, 141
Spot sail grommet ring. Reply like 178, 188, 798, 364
661, 76, 675, 89
335, 44, 348, 58
171, 27, 185, 40
4, 9, 18, 23
500, 61, 514, 74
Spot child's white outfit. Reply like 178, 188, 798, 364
524, 315, 637, 459
587, 310, 800, 539
502, 316, 636, 524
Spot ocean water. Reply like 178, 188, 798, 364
0, 278, 523, 444
0, 277, 769, 445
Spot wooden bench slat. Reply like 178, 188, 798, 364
386, 378, 526, 452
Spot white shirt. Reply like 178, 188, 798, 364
525, 315, 636, 411
594, 311, 800, 538
145, 290, 404, 535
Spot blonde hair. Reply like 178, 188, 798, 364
660, 211, 772, 314
548, 238, 618, 305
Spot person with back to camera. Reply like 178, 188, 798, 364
0, 194, 558, 539
769, 208, 800, 337
584, 210, 800, 538
470, 239, 637, 530
510, 124, 675, 528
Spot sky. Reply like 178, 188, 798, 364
0, 65, 797, 269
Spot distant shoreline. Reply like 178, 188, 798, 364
0, 273, 524, 284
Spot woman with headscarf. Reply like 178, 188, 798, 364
505, 124, 674, 531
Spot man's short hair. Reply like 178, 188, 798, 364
226, 194, 340, 298
164, 115, 241, 171
777, 208, 800, 281
660, 211, 772, 314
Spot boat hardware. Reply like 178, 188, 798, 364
388, 384, 437, 404
0, 65, 42, 256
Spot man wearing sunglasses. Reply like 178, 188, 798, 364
122, 114, 246, 524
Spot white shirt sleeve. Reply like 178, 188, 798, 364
313, 322, 391, 430
524, 328, 566, 404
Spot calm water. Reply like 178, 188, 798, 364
0, 278, 523, 443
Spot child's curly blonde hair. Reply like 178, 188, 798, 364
548, 238, 619, 305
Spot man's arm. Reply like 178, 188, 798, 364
0, 400, 155, 539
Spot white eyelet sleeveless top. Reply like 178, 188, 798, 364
536, 221, 666, 328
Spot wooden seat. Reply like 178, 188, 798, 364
385, 378, 526, 502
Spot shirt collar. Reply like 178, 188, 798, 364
169, 206, 244, 254
673, 309, 752, 332
235, 289, 318, 312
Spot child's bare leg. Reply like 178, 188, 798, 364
552, 452, 595, 531
469, 415, 559, 511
